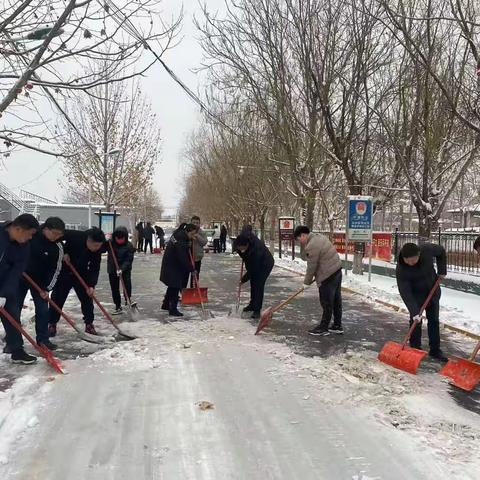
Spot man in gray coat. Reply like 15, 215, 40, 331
190, 216, 208, 287
295, 226, 343, 336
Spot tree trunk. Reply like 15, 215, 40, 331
304, 190, 316, 229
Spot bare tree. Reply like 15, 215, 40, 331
60, 68, 161, 210
0, 0, 181, 155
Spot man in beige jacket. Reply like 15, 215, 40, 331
294, 226, 343, 336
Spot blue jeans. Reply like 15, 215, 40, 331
18, 280, 50, 344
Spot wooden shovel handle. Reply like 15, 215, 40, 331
402, 278, 442, 347
272, 287, 306, 314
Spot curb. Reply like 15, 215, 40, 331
275, 264, 480, 341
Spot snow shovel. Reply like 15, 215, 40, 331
228, 261, 244, 317
108, 241, 140, 321
0, 306, 64, 374
182, 247, 208, 305
64, 259, 137, 341
255, 286, 306, 335
378, 278, 441, 375
22, 273, 112, 345
439, 340, 480, 392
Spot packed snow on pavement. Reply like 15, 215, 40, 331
0, 309, 479, 478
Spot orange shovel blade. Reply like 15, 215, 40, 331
181, 287, 208, 305
255, 307, 274, 335
440, 357, 480, 392
378, 341, 427, 375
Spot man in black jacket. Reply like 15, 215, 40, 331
0, 214, 39, 364
143, 222, 155, 254
107, 226, 135, 315
17, 217, 65, 351
155, 225, 165, 250
48, 227, 106, 336
160, 224, 196, 317
396, 242, 448, 362
135, 221, 144, 252
234, 229, 274, 319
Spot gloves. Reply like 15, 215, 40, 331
303, 281, 314, 289
116, 269, 122, 277
0, 297, 5, 308
412, 315, 423, 324
241, 274, 249, 284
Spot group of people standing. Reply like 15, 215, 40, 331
0, 214, 140, 364
0, 210, 454, 367
135, 221, 165, 254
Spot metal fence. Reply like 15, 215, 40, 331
393, 229, 480, 275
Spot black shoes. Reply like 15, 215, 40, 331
169, 310, 184, 317
3, 344, 12, 354
308, 325, 330, 336
11, 349, 37, 365
329, 325, 344, 334
251, 311, 261, 320
38, 340, 58, 351
243, 305, 254, 313
429, 349, 448, 363
112, 307, 123, 316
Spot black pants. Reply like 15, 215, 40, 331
48, 272, 95, 325
109, 271, 132, 309
137, 237, 144, 252
318, 269, 342, 328
213, 239, 220, 253
249, 266, 273, 313
1, 295, 23, 351
409, 297, 440, 352
220, 239, 227, 252
190, 261, 202, 288
144, 238, 153, 254
164, 287, 180, 312
17, 279, 50, 344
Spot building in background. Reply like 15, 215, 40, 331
0, 182, 132, 231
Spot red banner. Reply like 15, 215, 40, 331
331, 232, 392, 262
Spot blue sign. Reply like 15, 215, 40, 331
347, 196, 373, 242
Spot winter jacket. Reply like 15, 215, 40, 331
135, 222, 144, 239
301, 233, 342, 286
155, 226, 165, 238
235, 233, 274, 282
107, 226, 135, 275
220, 225, 228, 241
62, 230, 105, 287
24, 228, 64, 291
396, 243, 447, 317
0, 224, 31, 300
144, 225, 155, 240
192, 228, 208, 262
160, 229, 195, 288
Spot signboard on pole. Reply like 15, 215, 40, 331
278, 216, 295, 259
347, 196, 373, 242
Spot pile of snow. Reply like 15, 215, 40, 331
0, 370, 54, 465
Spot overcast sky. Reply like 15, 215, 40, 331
1, 0, 225, 214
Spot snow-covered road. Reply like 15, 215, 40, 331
1, 253, 479, 479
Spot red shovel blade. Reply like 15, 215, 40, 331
378, 341, 427, 375
440, 357, 480, 392
255, 307, 274, 335
181, 287, 208, 305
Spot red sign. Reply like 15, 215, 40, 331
332, 232, 392, 262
